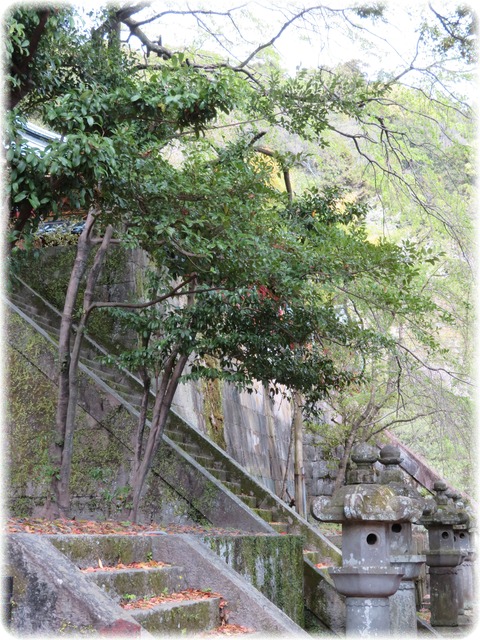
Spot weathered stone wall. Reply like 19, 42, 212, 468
173, 380, 340, 501
203, 534, 305, 627
7, 310, 204, 524
9, 247, 340, 513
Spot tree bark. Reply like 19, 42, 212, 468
129, 278, 197, 522
129, 350, 189, 522
58, 224, 113, 515
42, 208, 98, 518
293, 390, 306, 517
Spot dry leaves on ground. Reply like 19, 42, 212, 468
6, 517, 247, 537
200, 624, 256, 635
121, 589, 222, 610
80, 560, 169, 573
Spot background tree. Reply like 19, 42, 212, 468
5, 2, 475, 516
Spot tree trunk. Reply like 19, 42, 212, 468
42, 209, 98, 518
333, 425, 358, 493
129, 350, 189, 523
58, 224, 113, 516
293, 390, 306, 517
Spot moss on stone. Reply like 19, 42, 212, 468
201, 374, 226, 450
7, 311, 200, 524
204, 534, 304, 627
13, 245, 131, 354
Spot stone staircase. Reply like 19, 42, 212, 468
9, 532, 305, 636
57, 537, 225, 635
6, 275, 344, 631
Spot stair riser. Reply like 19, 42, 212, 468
207, 468, 229, 482
87, 567, 188, 603
131, 597, 221, 634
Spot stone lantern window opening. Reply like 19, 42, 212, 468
366, 533, 378, 545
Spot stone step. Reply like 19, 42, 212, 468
206, 467, 229, 482
171, 439, 199, 453
163, 427, 185, 442
27, 314, 60, 335
238, 494, 257, 509
130, 596, 222, 635
270, 522, 289, 533
86, 566, 188, 603
251, 508, 274, 523
9, 297, 40, 316
107, 385, 144, 406
79, 359, 127, 382
303, 550, 320, 563
190, 452, 215, 465
80, 367, 121, 385
223, 480, 242, 493
326, 534, 342, 549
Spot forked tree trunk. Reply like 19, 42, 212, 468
129, 350, 189, 522
128, 279, 197, 523
57, 224, 113, 516
41, 208, 111, 518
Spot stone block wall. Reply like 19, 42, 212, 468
8, 247, 343, 518
203, 534, 305, 627
6, 310, 204, 525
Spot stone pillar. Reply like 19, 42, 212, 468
456, 526, 475, 612
377, 445, 426, 636
420, 481, 468, 628
312, 442, 425, 637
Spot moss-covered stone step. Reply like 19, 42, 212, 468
130, 596, 221, 635
190, 452, 215, 465
206, 467, 229, 482
163, 427, 187, 443
303, 550, 320, 563
223, 480, 242, 493
238, 494, 257, 509
9, 297, 40, 316
79, 358, 125, 381
27, 314, 60, 336
251, 508, 274, 523
86, 566, 188, 603
49, 534, 162, 567
269, 522, 289, 533
174, 440, 201, 454
326, 534, 342, 548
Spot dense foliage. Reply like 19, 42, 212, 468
5, 2, 475, 513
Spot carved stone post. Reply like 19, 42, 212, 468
312, 442, 424, 636
377, 444, 426, 635
420, 481, 468, 627
449, 491, 476, 625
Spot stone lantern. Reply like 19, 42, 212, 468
312, 442, 424, 636
449, 491, 476, 623
377, 445, 426, 635
420, 481, 469, 627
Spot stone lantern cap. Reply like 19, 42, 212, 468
312, 442, 424, 524
377, 444, 426, 514
420, 480, 469, 528
312, 483, 425, 523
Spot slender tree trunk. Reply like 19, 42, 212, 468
133, 368, 151, 475
42, 209, 101, 518
129, 351, 189, 522
128, 277, 197, 522
293, 390, 306, 517
333, 425, 359, 492
57, 224, 113, 515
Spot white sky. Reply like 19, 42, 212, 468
107, 0, 473, 80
